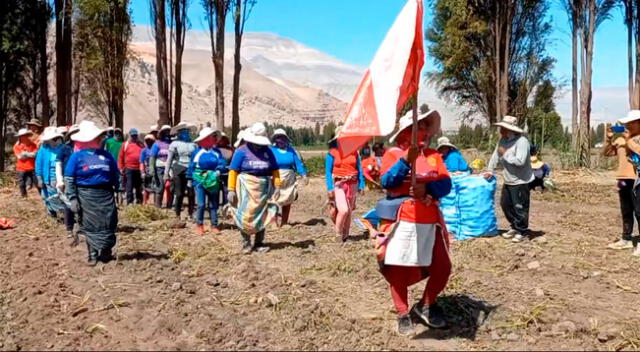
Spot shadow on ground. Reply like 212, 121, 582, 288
118, 251, 170, 261
268, 239, 315, 251
414, 294, 497, 341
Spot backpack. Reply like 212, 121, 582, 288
192, 149, 220, 192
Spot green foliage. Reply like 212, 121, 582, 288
302, 155, 325, 177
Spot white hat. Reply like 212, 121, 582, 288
272, 128, 289, 139
436, 136, 456, 150
329, 126, 343, 142
40, 126, 63, 142
171, 121, 194, 134
68, 124, 80, 136
15, 128, 33, 137
234, 129, 246, 148
71, 120, 106, 142
389, 110, 442, 144
243, 122, 271, 146
159, 124, 171, 132
194, 127, 218, 143
619, 110, 640, 124
56, 126, 69, 135
149, 124, 159, 133
494, 115, 523, 134
144, 134, 156, 141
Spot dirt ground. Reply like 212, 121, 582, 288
1, 169, 640, 351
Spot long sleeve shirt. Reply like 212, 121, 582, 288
443, 149, 470, 173
13, 141, 38, 172
324, 149, 365, 191
64, 149, 119, 188
35, 144, 62, 183
270, 146, 307, 176
380, 147, 451, 200
118, 140, 144, 171
165, 140, 196, 178
487, 135, 534, 185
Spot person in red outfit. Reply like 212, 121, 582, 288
13, 128, 38, 197
118, 129, 145, 205
377, 110, 452, 336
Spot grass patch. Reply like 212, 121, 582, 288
123, 205, 168, 223
168, 247, 188, 264
303, 156, 325, 177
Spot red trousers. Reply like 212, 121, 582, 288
382, 230, 451, 316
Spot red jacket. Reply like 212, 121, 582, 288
118, 140, 144, 171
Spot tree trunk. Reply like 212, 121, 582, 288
494, 17, 501, 124
634, 10, 640, 110
55, 0, 73, 126
38, 3, 50, 126
152, 0, 170, 126
578, 1, 596, 168
232, 0, 242, 144
571, 10, 578, 147
214, 3, 226, 131
172, 0, 186, 125
627, 1, 635, 109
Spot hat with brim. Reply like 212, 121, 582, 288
159, 125, 171, 132
26, 119, 43, 127
194, 127, 218, 143
244, 122, 272, 146
68, 124, 80, 136
16, 128, 33, 137
56, 126, 69, 135
389, 110, 442, 144
329, 126, 343, 143
494, 115, 523, 134
531, 159, 544, 169
71, 121, 106, 143
40, 126, 63, 142
234, 129, 246, 148
171, 122, 195, 134
436, 136, 457, 150
619, 110, 640, 124
144, 134, 156, 141
149, 125, 159, 133
272, 128, 289, 140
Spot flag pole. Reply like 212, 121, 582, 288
411, 97, 418, 190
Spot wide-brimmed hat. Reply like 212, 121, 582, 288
531, 156, 544, 169
68, 124, 80, 136
234, 129, 246, 148
15, 128, 33, 137
243, 122, 271, 146
26, 118, 43, 127
171, 121, 194, 134
619, 110, 640, 124
329, 126, 343, 142
144, 134, 156, 141
436, 136, 457, 150
56, 126, 69, 135
40, 126, 63, 142
389, 110, 442, 144
149, 124, 159, 133
194, 127, 218, 143
159, 125, 171, 132
272, 128, 289, 140
71, 120, 106, 142
494, 115, 523, 134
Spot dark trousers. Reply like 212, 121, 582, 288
125, 169, 143, 205
625, 179, 640, 241
529, 177, 545, 191
219, 174, 229, 206
173, 172, 194, 217
63, 207, 75, 232
17, 171, 36, 197
500, 183, 530, 234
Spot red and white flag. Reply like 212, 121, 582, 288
337, 0, 425, 157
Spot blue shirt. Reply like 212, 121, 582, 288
36, 144, 63, 183
443, 149, 470, 173
187, 147, 228, 180
64, 149, 119, 187
229, 144, 278, 177
56, 142, 74, 170
139, 147, 152, 172
270, 146, 307, 176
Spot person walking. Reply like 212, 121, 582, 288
139, 134, 156, 205
55, 125, 78, 239
118, 128, 145, 205
13, 128, 38, 198
485, 115, 534, 243
35, 127, 66, 218
325, 127, 365, 242
377, 110, 452, 335
617, 110, 640, 257
436, 136, 470, 174
64, 121, 119, 266
187, 128, 227, 235
228, 122, 281, 254
165, 122, 196, 219
149, 125, 172, 208
270, 129, 308, 227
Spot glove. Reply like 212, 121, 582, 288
17, 152, 27, 160
228, 191, 238, 207
187, 180, 193, 188
36, 176, 44, 189
56, 181, 65, 194
68, 199, 80, 213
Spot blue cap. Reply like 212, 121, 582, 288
129, 128, 139, 135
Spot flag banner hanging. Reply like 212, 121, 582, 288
337, 0, 425, 157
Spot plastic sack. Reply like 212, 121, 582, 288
440, 173, 498, 240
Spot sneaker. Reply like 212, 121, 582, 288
253, 245, 270, 253
512, 233, 527, 243
411, 303, 447, 329
241, 245, 253, 255
195, 225, 205, 236
210, 226, 221, 235
607, 239, 634, 250
633, 245, 640, 257
502, 229, 518, 239
396, 314, 413, 336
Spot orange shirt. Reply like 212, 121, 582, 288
329, 149, 359, 178
13, 141, 38, 172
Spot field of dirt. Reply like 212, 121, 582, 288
1, 169, 640, 350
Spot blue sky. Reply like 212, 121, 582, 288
130, 0, 628, 89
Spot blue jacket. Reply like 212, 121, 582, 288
380, 157, 451, 200
443, 149, 470, 173
35, 144, 63, 183
187, 147, 228, 181
270, 146, 307, 176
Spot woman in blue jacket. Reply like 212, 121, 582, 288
436, 137, 469, 173
64, 121, 119, 266
270, 129, 308, 227
35, 127, 65, 218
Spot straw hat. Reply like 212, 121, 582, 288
26, 118, 43, 127
619, 110, 640, 124
436, 136, 456, 150
71, 120, 106, 142
530, 156, 544, 169
159, 125, 171, 132
40, 126, 63, 142
389, 110, 442, 144
243, 122, 271, 146
234, 129, 246, 148
144, 134, 156, 141
194, 127, 218, 143
149, 124, 159, 133
171, 121, 194, 134
15, 128, 33, 137
494, 115, 523, 134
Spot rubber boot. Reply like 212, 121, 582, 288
241, 232, 252, 254
86, 243, 98, 267
253, 230, 269, 253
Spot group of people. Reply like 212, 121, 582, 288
13, 119, 310, 265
